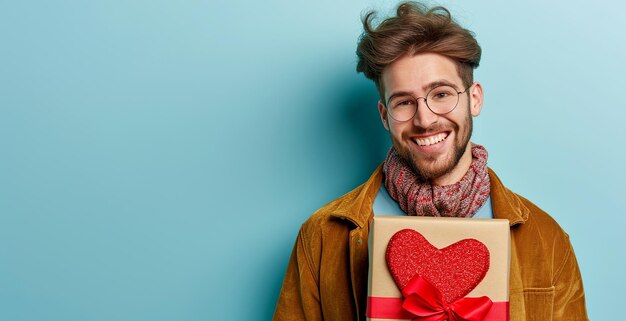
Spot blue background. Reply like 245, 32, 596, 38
1, 0, 623, 320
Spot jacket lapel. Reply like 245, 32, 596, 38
330, 166, 383, 320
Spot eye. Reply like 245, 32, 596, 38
390, 96, 415, 109
429, 86, 456, 101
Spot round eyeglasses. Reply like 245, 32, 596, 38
385, 85, 471, 122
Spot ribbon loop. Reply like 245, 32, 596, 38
401, 275, 493, 321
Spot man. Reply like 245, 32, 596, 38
273, 2, 588, 321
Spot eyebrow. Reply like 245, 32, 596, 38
423, 79, 458, 91
386, 79, 460, 103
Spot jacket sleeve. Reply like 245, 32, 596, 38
272, 229, 322, 321
552, 237, 588, 320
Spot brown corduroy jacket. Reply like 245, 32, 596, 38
273, 166, 588, 321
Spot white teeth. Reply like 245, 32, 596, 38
414, 133, 448, 146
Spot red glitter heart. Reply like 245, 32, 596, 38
386, 229, 490, 303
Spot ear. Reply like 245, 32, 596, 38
378, 100, 390, 131
469, 82, 484, 117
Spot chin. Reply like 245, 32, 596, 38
408, 153, 460, 182
392, 137, 469, 183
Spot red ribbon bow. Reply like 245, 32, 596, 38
401, 275, 493, 321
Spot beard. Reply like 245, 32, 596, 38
390, 107, 473, 183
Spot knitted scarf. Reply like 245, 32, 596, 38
383, 143, 490, 217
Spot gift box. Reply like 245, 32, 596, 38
366, 216, 510, 321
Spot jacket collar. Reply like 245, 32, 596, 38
330, 164, 529, 227
487, 168, 529, 226
329, 165, 383, 229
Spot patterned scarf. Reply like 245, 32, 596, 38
383, 143, 490, 217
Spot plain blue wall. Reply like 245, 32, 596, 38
1, 0, 623, 320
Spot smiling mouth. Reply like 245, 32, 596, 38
413, 132, 449, 146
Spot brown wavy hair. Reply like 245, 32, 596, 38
356, 2, 481, 101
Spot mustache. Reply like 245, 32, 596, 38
411, 124, 454, 135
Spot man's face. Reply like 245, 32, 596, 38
378, 53, 483, 185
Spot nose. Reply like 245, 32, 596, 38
412, 97, 438, 127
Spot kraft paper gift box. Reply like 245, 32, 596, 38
366, 216, 510, 321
